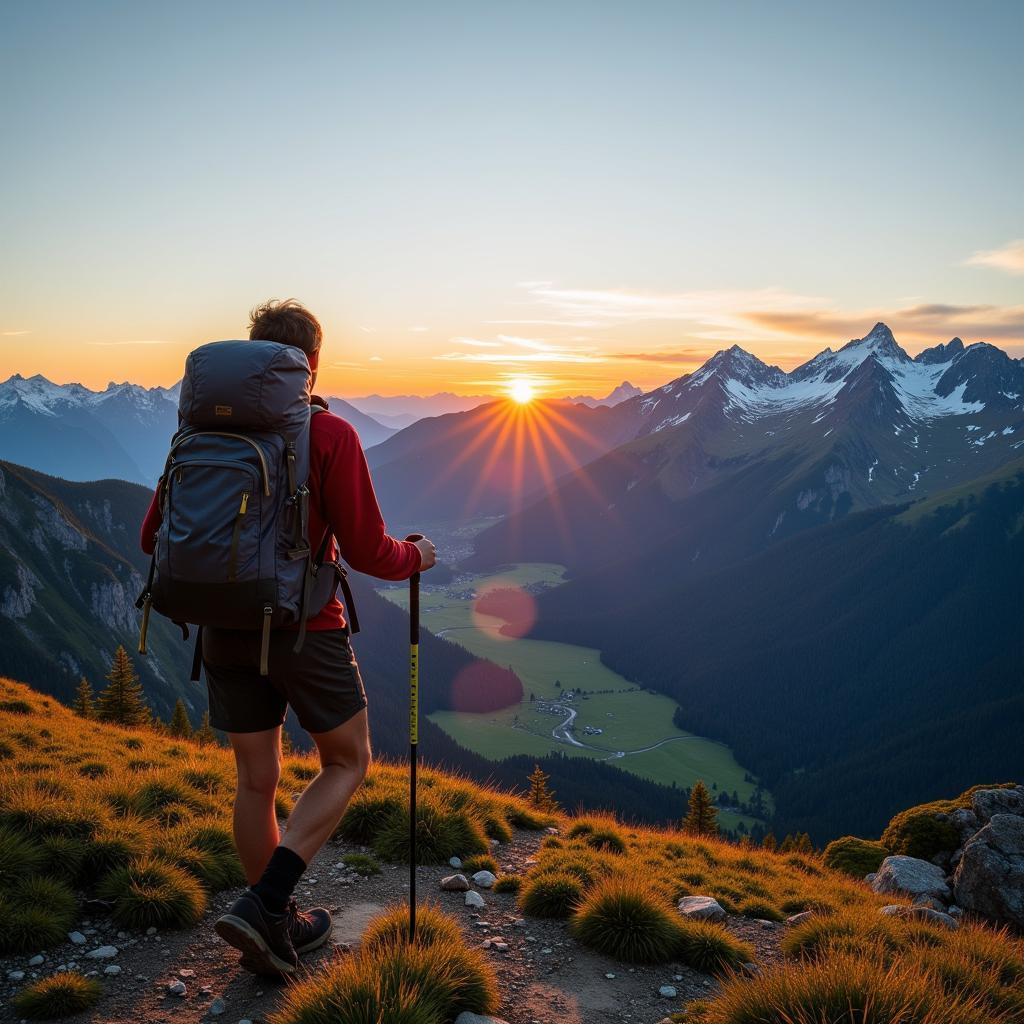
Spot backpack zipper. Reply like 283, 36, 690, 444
226, 491, 250, 582
259, 605, 273, 675
169, 433, 271, 495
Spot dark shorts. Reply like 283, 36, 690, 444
202, 627, 367, 735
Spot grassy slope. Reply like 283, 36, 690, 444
4, 676, 1024, 1024
380, 563, 764, 829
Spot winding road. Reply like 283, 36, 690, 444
544, 702, 699, 762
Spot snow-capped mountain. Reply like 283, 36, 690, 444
565, 381, 645, 407
471, 323, 1024, 572
0, 374, 181, 484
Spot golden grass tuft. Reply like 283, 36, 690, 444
12, 971, 102, 1020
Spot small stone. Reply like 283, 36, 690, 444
104, 965, 121, 976
167, 979, 187, 997
7, 970, 25, 982
785, 911, 816, 926
759, 919, 775, 930
605, 972, 616, 979
144, 926, 156, 936
541, 947, 553, 954
449, 856, 463, 869
465, 890, 486, 908
677, 896, 726, 922
28, 955, 44, 967
86, 945, 118, 959
68, 931, 87, 945
658, 985, 677, 998
440, 873, 471, 892
512, 918, 527, 928
472, 870, 497, 888
454, 1013, 512, 1024
492, 941, 509, 951
210, 996, 227, 1015
178, 968, 196, 978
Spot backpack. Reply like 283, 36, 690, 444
136, 339, 359, 679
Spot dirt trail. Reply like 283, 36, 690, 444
0, 830, 784, 1024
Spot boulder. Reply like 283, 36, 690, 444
870, 856, 951, 900
953, 813, 1024, 929
949, 807, 979, 838
912, 894, 947, 912
440, 874, 470, 892
879, 904, 957, 929
971, 787, 1024, 825
677, 896, 726, 922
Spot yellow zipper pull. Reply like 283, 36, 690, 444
239, 491, 250, 515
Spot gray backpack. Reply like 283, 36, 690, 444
136, 339, 358, 678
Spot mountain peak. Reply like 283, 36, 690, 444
837, 322, 910, 364
914, 337, 965, 365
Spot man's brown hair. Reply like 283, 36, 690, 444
248, 299, 322, 356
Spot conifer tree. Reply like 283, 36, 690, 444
96, 646, 150, 727
761, 832, 778, 852
682, 779, 719, 836
194, 710, 217, 746
73, 677, 95, 718
280, 728, 293, 755
527, 763, 559, 813
168, 699, 192, 738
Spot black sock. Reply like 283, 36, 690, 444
250, 846, 306, 915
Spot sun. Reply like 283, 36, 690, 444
509, 378, 536, 404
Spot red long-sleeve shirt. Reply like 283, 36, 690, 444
140, 404, 420, 630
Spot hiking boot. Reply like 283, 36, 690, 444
214, 890, 298, 977
285, 898, 333, 954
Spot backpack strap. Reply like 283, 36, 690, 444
190, 625, 204, 682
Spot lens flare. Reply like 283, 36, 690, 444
472, 581, 536, 639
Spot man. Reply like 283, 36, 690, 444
139, 299, 435, 976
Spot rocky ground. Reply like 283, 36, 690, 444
0, 829, 788, 1024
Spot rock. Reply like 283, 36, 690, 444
28, 955, 44, 967
605, 972, 616, 979
676, 896, 726, 922
953, 813, 1024, 929
239, 1020, 254, 1024
971, 786, 1024, 824
870, 856, 951, 900
177, 968, 196, 978
912, 894, 947, 912
86, 945, 119, 959
472, 870, 497, 888
465, 890, 486, 908
167, 979, 187, 997
449, 857, 463, 869
950, 808, 979, 838
210, 996, 227, 1015
440, 874, 470, 892
864, 872, 877, 883
454, 1013, 511, 1024
146, 926, 157, 936
785, 911, 815, 927
948, 905, 963, 918
7, 970, 25, 982
658, 985, 677, 998
104, 965, 121, 975
68, 931, 86, 945
880, 904, 957, 929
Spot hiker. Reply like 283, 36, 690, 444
138, 299, 435, 975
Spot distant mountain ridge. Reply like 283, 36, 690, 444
0, 373, 395, 483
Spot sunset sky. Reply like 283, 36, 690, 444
2, 2, 1022, 397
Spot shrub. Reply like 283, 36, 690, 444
881, 800, 964, 860
12, 972, 102, 1019
81, 814, 154, 876
823, 835, 890, 877
0, 875, 78, 955
97, 856, 207, 928
781, 909, 903, 962
336, 789, 404, 844
504, 805, 551, 830
0, 699, 33, 714
362, 904, 462, 951
461, 854, 499, 875
373, 794, 489, 864
519, 872, 583, 918
690, 951, 991, 1024
342, 853, 381, 876
482, 813, 512, 843
493, 874, 521, 894
272, 918, 497, 1024
0, 824, 45, 881
676, 919, 755, 976
570, 878, 683, 963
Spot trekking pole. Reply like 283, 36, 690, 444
405, 533, 423, 942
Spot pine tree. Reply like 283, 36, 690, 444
168, 699, 192, 738
527, 763, 559, 813
194, 710, 217, 746
761, 832, 778, 852
795, 832, 814, 854
280, 728, 293, 755
96, 646, 150, 727
682, 779, 719, 837
73, 677, 95, 718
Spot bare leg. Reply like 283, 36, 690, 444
279, 709, 371, 865
228, 726, 282, 885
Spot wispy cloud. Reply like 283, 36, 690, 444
453, 337, 503, 348
2, 330, 31, 337
607, 349, 705, 363
965, 239, 1024, 276
369, 355, 383, 362
408, 325, 430, 333
436, 334, 604, 365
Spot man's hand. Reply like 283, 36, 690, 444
414, 537, 436, 572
